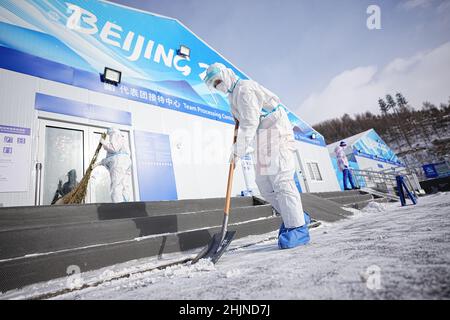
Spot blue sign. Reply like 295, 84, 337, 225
0, 125, 31, 136
0, 0, 322, 143
3, 147, 12, 154
422, 164, 438, 178
288, 112, 326, 147
0, 0, 245, 112
134, 130, 178, 201
35, 93, 132, 125
352, 129, 402, 166
422, 162, 450, 179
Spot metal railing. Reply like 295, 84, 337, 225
380, 166, 425, 194
350, 167, 422, 199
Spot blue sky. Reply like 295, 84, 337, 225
109, 0, 450, 124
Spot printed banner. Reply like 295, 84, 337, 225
422, 162, 450, 179
0, 0, 324, 145
0, 125, 32, 192
352, 129, 402, 165
134, 130, 178, 201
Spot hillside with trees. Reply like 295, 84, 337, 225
312, 93, 450, 172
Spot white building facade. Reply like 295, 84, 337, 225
0, 0, 339, 207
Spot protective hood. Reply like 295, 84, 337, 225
107, 127, 121, 136
107, 128, 124, 150
204, 62, 238, 94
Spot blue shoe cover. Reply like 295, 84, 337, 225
278, 212, 311, 235
278, 212, 311, 249
304, 211, 311, 225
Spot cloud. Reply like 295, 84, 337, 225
398, 0, 450, 12
437, 1, 450, 13
399, 0, 433, 10
297, 41, 450, 125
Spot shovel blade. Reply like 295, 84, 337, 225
192, 230, 236, 264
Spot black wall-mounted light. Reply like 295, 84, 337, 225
177, 45, 190, 58
102, 67, 122, 86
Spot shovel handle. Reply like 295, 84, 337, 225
224, 120, 239, 215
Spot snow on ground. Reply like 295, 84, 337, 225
2, 192, 450, 300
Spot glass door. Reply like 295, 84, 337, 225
37, 120, 135, 205
38, 121, 86, 205
87, 129, 135, 203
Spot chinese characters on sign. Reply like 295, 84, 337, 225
102, 82, 234, 124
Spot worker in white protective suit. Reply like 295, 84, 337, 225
204, 62, 310, 249
94, 127, 132, 203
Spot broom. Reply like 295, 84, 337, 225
55, 133, 106, 205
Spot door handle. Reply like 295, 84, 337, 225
34, 162, 42, 206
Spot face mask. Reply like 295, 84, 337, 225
216, 81, 229, 94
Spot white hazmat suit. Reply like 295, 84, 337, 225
204, 63, 306, 229
97, 128, 132, 203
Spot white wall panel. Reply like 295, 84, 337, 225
0, 69, 38, 207
0, 69, 338, 206
159, 107, 246, 199
296, 141, 341, 193
129, 101, 164, 133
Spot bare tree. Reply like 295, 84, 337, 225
395, 92, 407, 108
378, 98, 388, 114
386, 93, 413, 150
423, 102, 442, 139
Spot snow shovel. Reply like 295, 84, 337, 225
192, 121, 239, 264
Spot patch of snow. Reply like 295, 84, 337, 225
362, 201, 387, 213
222, 269, 242, 278
164, 259, 216, 279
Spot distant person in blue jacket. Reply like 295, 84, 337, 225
335, 141, 358, 190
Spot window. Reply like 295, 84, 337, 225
307, 162, 323, 181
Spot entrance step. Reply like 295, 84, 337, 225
0, 197, 256, 232
0, 215, 281, 293
0, 204, 273, 260
300, 193, 353, 222
0, 197, 278, 292
311, 190, 376, 210
0, 191, 361, 292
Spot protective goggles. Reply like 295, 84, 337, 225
204, 66, 223, 89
